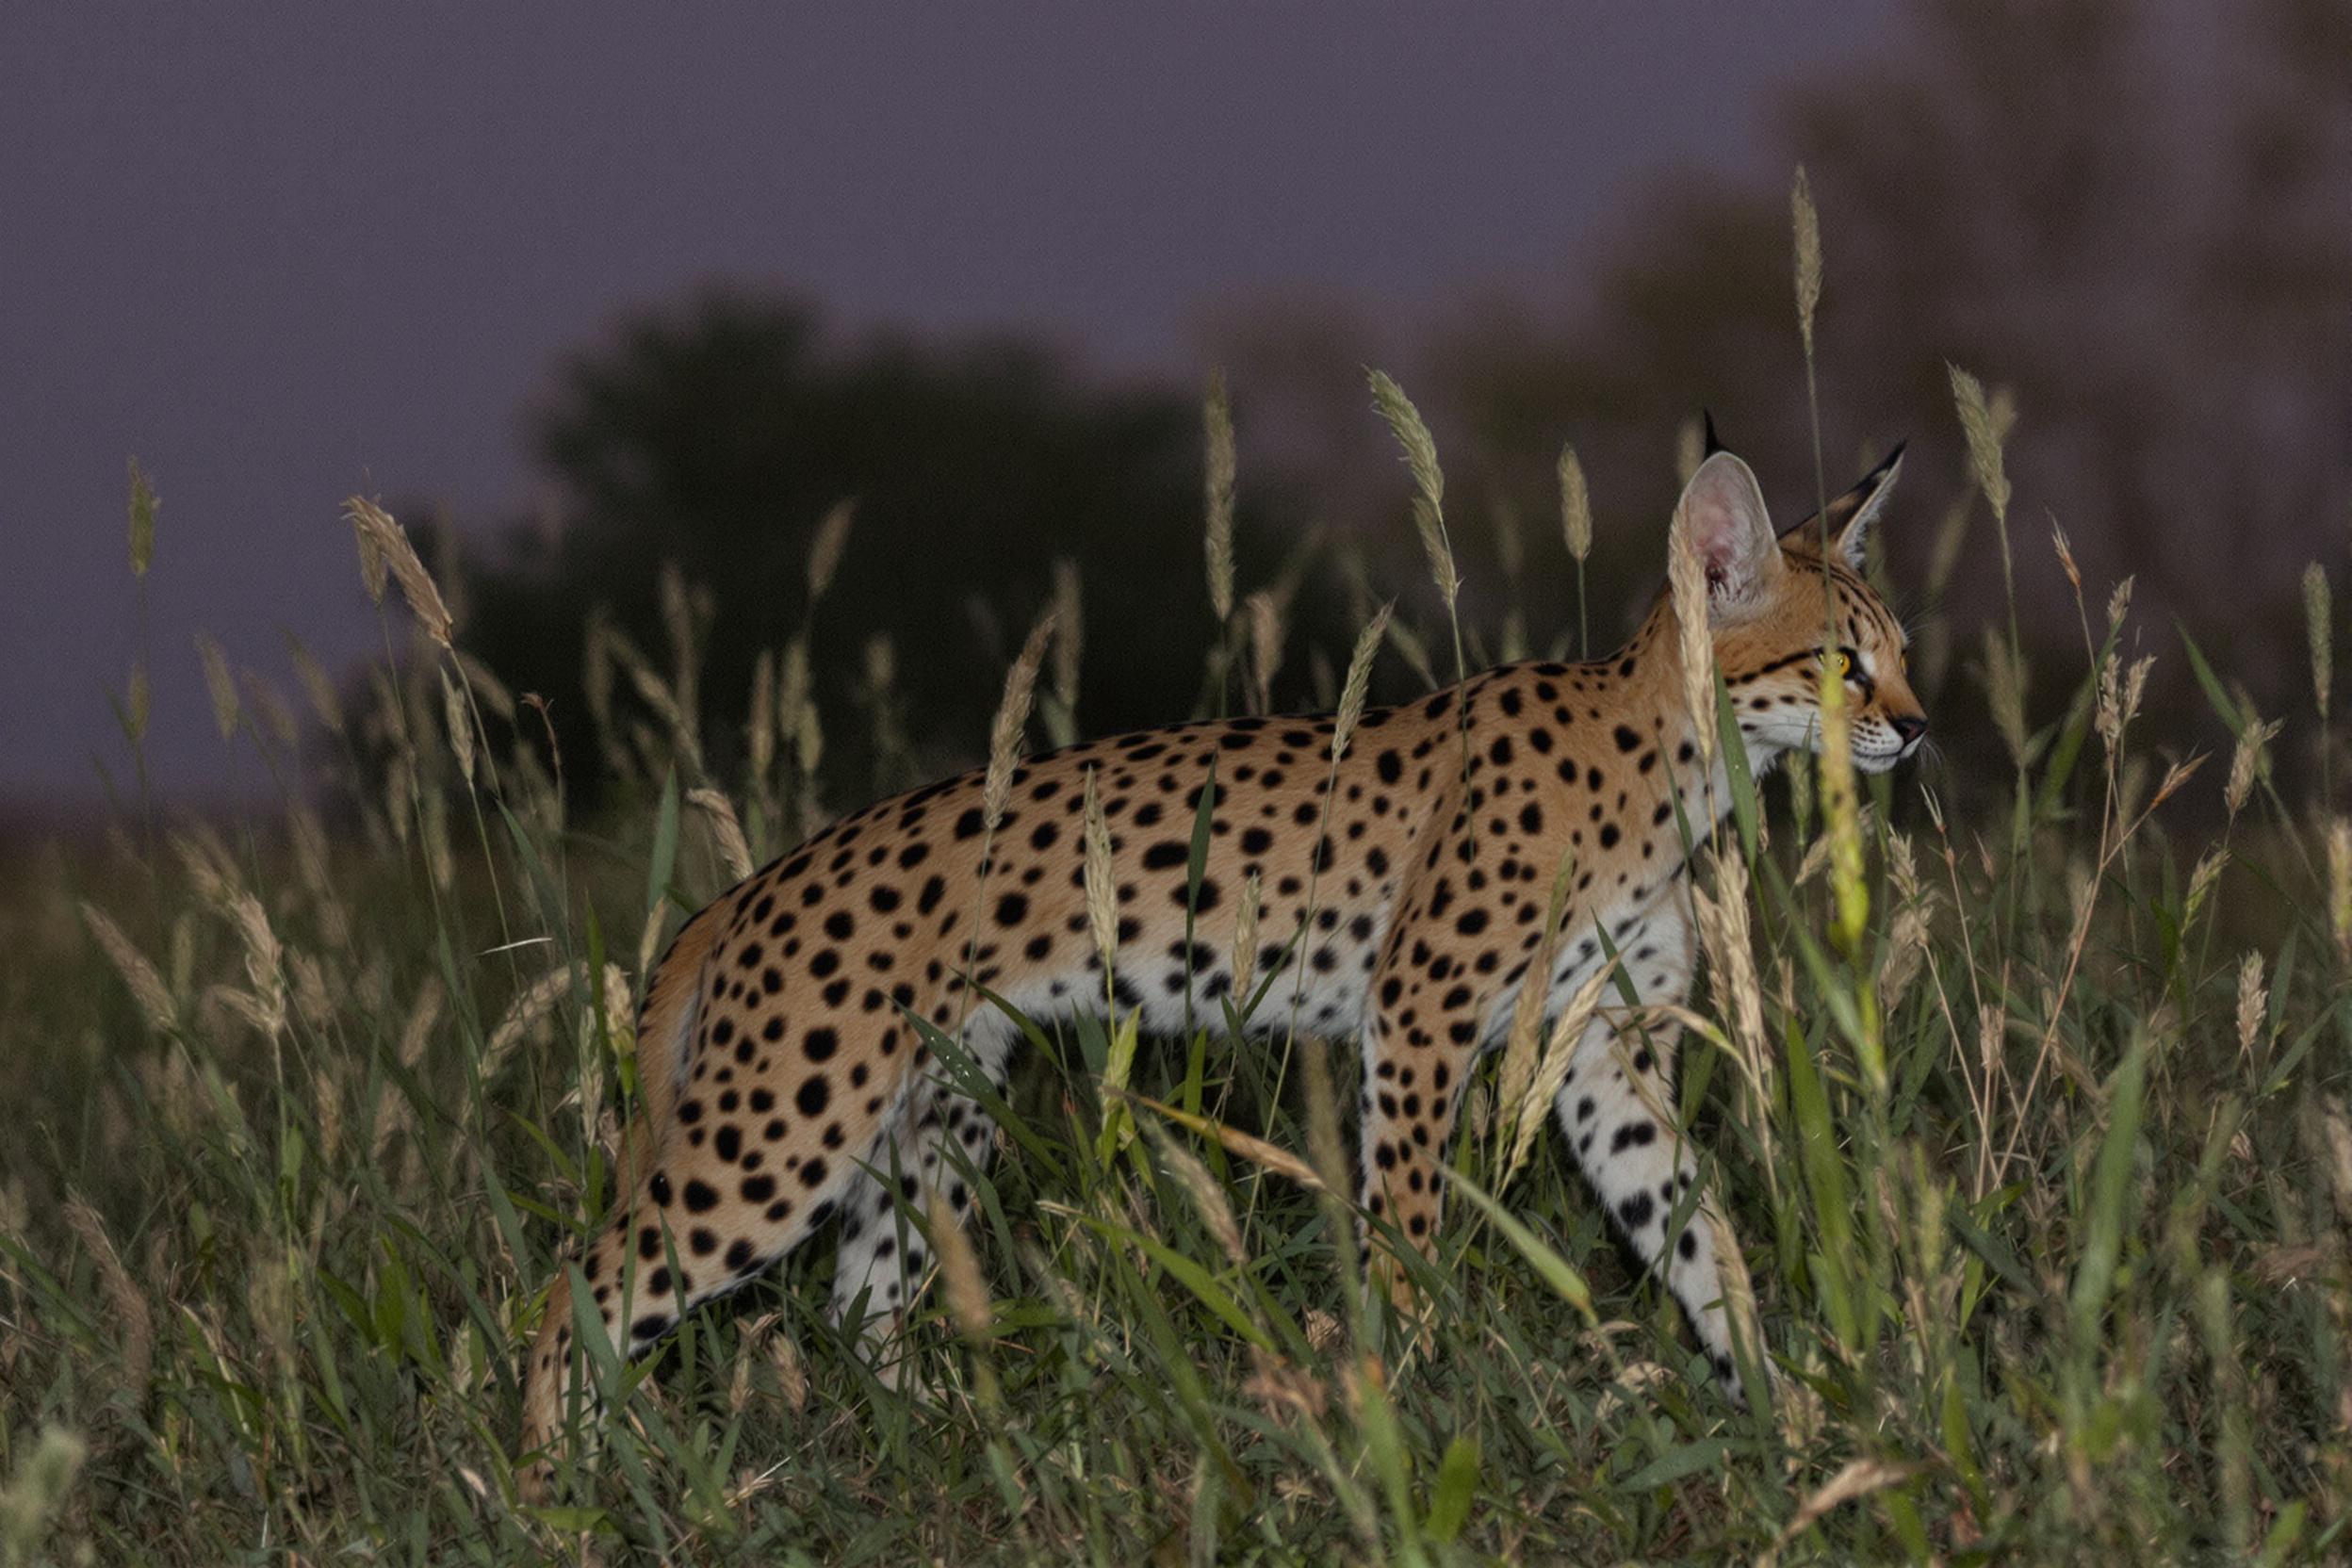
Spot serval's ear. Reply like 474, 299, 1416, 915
1676, 450, 1783, 620
1783, 442, 1904, 571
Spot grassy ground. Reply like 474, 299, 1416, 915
5, 367, 2351, 1565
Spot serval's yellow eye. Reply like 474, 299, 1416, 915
1821, 649, 1854, 678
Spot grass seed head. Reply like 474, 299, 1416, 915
1051, 558, 1084, 719
2235, 952, 2268, 1064
1947, 364, 2012, 522
806, 498, 855, 604
193, 631, 238, 741
1082, 766, 1117, 973
80, 903, 174, 1031
1230, 870, 1262, 1005
1332, 602, 1393, 762
1558, 443, 1592, 563
343, 497, 453, 650
1203, 368, 1236, 624
127, 456, 157, 578
688, 788, 755, 882
985, 613, 1055, 830
1791, 164, 1823, 353
1246, 590, 1282, 713
2226, 716, 2279, 817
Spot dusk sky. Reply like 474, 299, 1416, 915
2, 3, 1906, 808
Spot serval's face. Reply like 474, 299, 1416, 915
1677, 445, 1927, 775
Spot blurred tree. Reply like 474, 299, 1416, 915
454, 290, 1308, 799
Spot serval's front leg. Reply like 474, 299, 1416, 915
1551, 907, 1754, 1396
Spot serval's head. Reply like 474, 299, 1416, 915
1674, 439, 1926, 774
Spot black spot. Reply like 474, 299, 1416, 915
1141, 841, 1189, 870
796, 1077, 831, 1116
1376, 750, 1403, 784
1614, 724, 1642, 752
955, 808, 987, 840
995, 892, 1029, 926
803, 1028, 840, 1062
683, 1179, 719, 1214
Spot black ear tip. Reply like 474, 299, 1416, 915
1701, 408, 1725, 457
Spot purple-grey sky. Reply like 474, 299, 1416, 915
2, 2, 1904, 808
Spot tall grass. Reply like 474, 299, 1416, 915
4, 215, 2350, 1564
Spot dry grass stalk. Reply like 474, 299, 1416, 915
984, 613, 1055, 831
1558, 444, 1592, 563
225, 893, 286, 1037
1502, 965, 1616, 1187
688, 788, 755, 882
1082, 767, 1117, 976
1674, 417, 1703, 485
1122, 1091, 1325, 1192
342, 497, 454, 650
2050, 520, 2082, 596
1757, 1459, 1919, 1568
806, 498, 855, 603
64, 1199, 154, 1404
193, 631, 239, 741
1203, 369, 1236, 624
1879, 832, 1931, 1013
1157, 1136, 1249, 1271
1665, 495, 1716, 767
2185, 846, 2230, 927
1494, 852, 1576, 1163
1367, 370, 1456, 610
2305, 562, 2333, 716
82, 903, 174, 1030
929, 1192, 991, 1344
1691, 850, 1770, 1110
482, 963, 576, 1080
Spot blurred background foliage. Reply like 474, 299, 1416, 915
400, 0, 2349, 827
